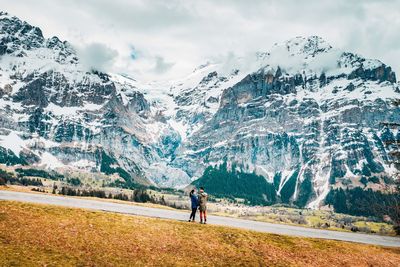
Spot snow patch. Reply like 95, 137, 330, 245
0, 131, 25, 156
39, 152, 65, 169
46, 102, 103, 116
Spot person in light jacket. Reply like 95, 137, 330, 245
188, 189, 199, 222
198, 187, 208, 224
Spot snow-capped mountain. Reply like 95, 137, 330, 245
0, 12, 399, 208
170, 36, 400, 208
0, 11, 190, 188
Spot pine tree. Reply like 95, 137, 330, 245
160, 195, 166, 205
334, 188, 348, 214
60, 187, 66, 195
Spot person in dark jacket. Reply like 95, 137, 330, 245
188, 189, 199, 222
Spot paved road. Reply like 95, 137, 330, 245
1, 190, 399, 247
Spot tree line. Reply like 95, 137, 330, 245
0, 169, 43, 186
53, 184, 167, 205
325, 187, 400, 234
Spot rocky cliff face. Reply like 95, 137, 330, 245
172, 37, 399, 207
0, 13, 399, 207
0, 12, 190, 188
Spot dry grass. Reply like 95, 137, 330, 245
0, 201, 399, 266
1, 185, 396, 236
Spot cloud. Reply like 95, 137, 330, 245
2, 0, 400, 80
153, 56, 175, 74
77, 43, 118, 72
214, 51, 261, 77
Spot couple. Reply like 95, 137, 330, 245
189, 187, 207, 224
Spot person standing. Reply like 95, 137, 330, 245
188, 189, 199, 222
198, 187, 208, 224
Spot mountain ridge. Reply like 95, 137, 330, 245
0, 11, 399, 209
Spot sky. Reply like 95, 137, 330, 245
1, 0, 400, 81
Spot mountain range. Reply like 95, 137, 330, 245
0, 11, 399, 209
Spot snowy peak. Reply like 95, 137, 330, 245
282, 36, 332, 57
338, 52, 396, 83
259, 35, 333, 71
162, 34, 397, 143
254, 35, 397, 86
0, 11, 76, 64
0, 11, 45, 55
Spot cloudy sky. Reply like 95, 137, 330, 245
2, 0, 400, 81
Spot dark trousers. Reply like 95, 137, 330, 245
189, 208, 197, 221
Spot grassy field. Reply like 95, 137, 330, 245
0, 201, 399, 266
1, 163, 395, 236
2, 183, 396, 236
